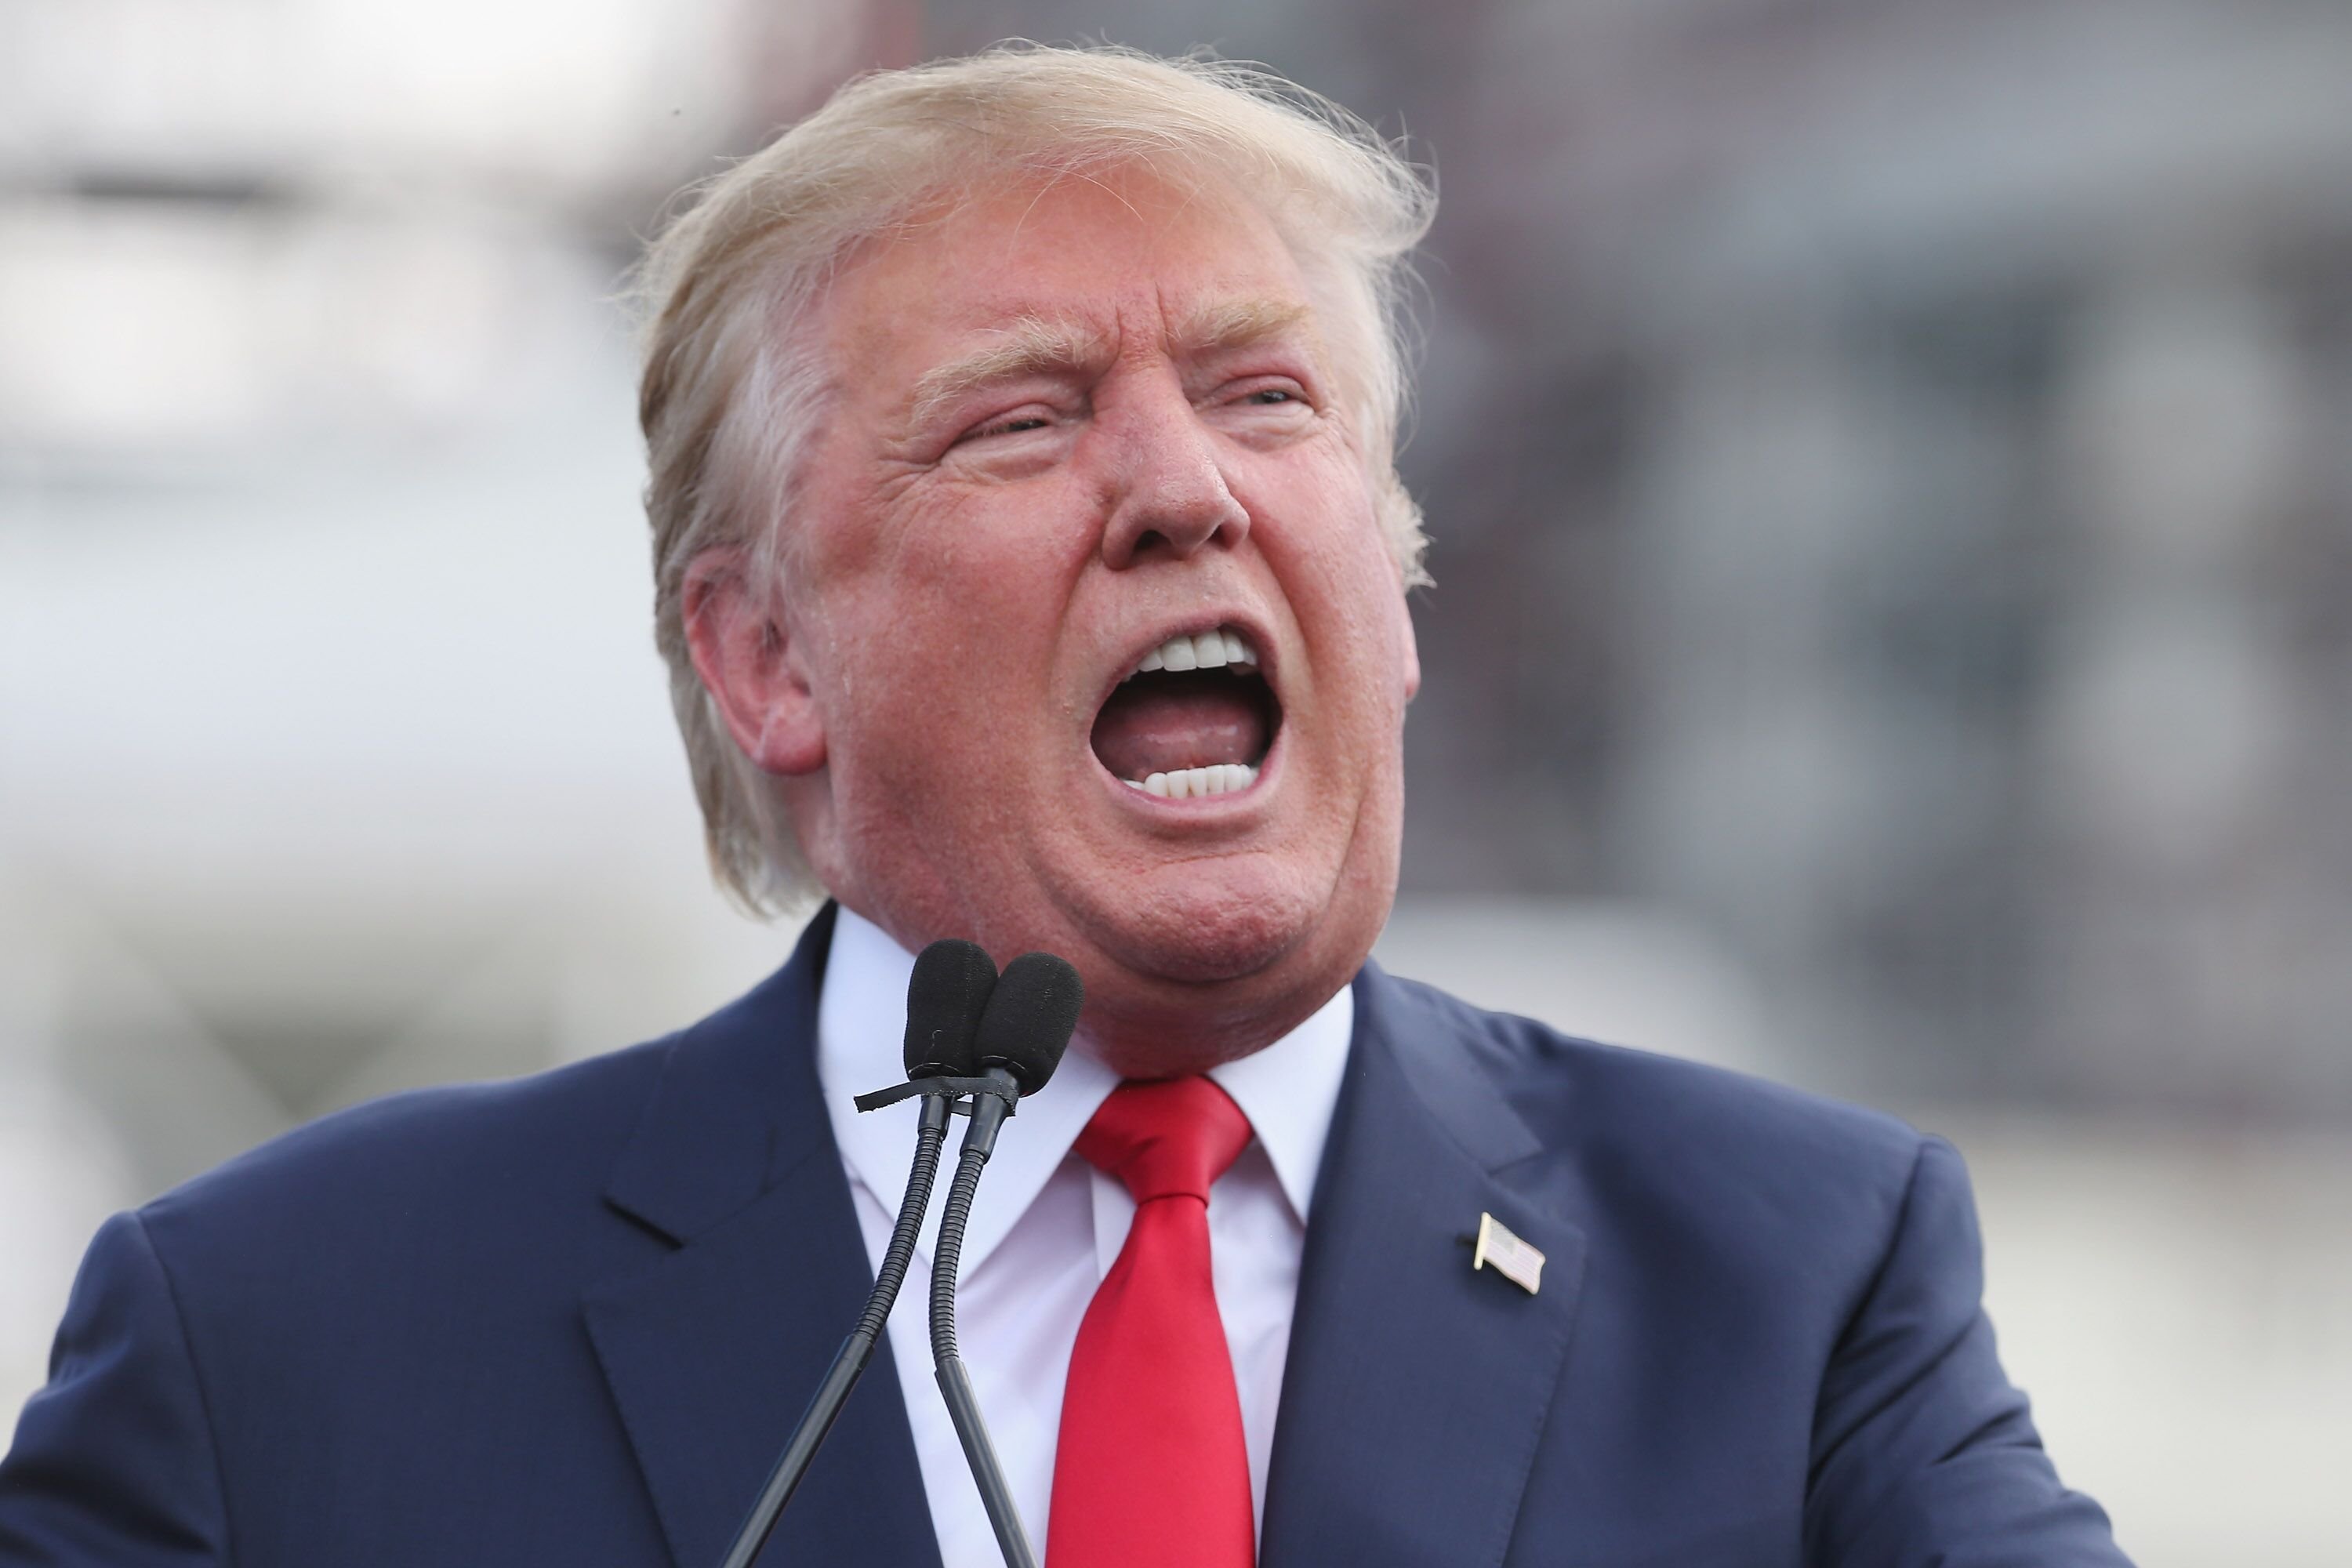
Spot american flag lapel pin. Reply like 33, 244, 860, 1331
1471, 1210, 1544, 1295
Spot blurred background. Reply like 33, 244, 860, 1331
3, 0, 2349, 1559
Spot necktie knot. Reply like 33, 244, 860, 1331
1076, 1076, 1252, 1205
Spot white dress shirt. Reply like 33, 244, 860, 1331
815, 909, 1352, 1568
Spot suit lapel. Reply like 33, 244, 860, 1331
1261, 963, 1588, 1568
582, 906, 943, 1568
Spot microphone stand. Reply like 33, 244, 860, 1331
928, 1067, 1040, 1568
717, 1092, 953, 1568
716, 937, 1071, 1568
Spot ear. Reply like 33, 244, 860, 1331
1399, 597, 1422, 703
681, 547, 827, 775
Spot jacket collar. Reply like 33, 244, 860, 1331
1260, 960, 1589, 1567
584, 905, 946, 1568
601, 905, 837, 1246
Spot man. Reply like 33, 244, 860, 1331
1, 45, 2131, 1568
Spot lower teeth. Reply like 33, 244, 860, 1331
1124, 763, 1258, 799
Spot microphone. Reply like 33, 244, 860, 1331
717, 939, 997, 1568
927, 952, 1083, 1568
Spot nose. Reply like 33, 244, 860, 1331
1098, 390, 1251, 569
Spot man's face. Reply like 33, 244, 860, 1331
735, 167, 1417, 1065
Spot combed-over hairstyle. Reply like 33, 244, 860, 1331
635, 42, 1437, 916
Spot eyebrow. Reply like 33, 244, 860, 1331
908, 315, 1111, 430
904, 297, 1321, 431
1171, 296, 1316, 361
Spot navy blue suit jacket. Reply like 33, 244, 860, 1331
2, 906, 2130, 1565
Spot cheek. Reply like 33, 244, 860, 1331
1308, 586, 1414, 779
817, 493, 1086, 769
1256, 463, 1411, 695
876, 476, 1096, 620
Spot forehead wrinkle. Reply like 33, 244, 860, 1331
906, 314, 1111, 430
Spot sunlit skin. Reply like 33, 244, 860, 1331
685, 166, 1420, 1075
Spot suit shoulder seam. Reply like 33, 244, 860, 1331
1842, 1132, 1935, 1346
129, 1208, 239, 1560
1806, 1130, 1938, 1514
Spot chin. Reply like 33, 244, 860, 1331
1077, 902, 1360, 1074
1059, 850, 1385, 1073
1036, 799, 1403, 1067
1082, 855, 1323, 985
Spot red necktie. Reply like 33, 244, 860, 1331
1047, 1076, 1256, 1568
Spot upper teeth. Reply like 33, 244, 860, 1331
1126, 626, 1259, 680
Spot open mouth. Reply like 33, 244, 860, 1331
1091, 626, 1282, 800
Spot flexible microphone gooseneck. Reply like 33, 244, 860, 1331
927, 953, 1085, 1568
717, 939, 998, 1568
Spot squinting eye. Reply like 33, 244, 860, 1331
974, 414, 1051, 439
1246, 390, 1295, 405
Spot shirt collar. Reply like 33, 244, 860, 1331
815, 906, 1352, 1276
1206, 984, 1351, 1223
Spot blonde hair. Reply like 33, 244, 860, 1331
634, 43, 1437, 915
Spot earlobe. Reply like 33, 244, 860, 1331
681, 549, 828, 775
1399, 604, 1422, 703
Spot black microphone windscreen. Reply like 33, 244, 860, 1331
972, 953, 1083, 1093
903, 939, 998, 1080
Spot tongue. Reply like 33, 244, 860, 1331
1091, 672, 1271, 782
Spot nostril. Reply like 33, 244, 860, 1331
1103, 472, 1247, 567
